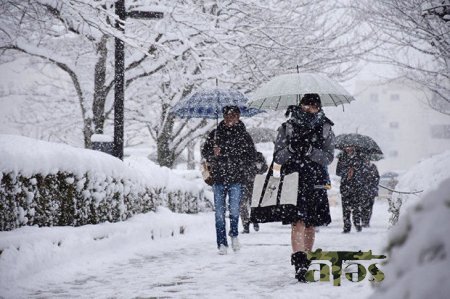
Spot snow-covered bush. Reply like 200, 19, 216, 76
0, 135, 207, 231
387, 150, 450, 225
370, 151, 450, 298
371, 178, 450, 299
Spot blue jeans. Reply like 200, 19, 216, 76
213, 183, 242, 248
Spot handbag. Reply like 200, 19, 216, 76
201, 161, 213, 186
250, 161, 299, 223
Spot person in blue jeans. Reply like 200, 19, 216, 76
213, 183, 241, 250
201, 105, 257, 255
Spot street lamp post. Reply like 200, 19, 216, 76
113, 0, 163, 160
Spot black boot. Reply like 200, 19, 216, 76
291, 251, 311, 283
242, 223, 250, 234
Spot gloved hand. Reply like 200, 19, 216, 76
289, 134, 311, 153
288, 143, 312, 156
292, 121, 314, 137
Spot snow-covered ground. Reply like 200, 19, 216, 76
1, 135, 448, 298
0, 200, 390, 298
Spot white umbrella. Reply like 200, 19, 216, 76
248, 73, 355, 110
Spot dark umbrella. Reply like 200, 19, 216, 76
172, 88, 262, 120
335, 133, 383, 156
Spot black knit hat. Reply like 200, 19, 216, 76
222, 105, 241, 115
300, 93, 321, 108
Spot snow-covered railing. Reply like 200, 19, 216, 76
0, 135, 209, 231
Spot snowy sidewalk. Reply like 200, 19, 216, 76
0, 201, 390, 298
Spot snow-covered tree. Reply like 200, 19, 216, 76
353, 0, 450, 115
125, 0, 374, 166
1, 0, 120, 147
1, 0, 372, 167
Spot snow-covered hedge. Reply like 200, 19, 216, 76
0, 135, 206, 231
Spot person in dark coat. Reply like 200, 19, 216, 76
336, 147, 378, 233
272, 93, 335, 282
361, 161, 380, 227
240, 151, 268, 234
201, 105, 257, 255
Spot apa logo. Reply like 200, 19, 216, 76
306, 249, 386, 286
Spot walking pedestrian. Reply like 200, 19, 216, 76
361, 161, 380, 227
272, 93, 335, 282
336, 147, 375, 233
201, 105, 257, 255
240, 152, 268, 234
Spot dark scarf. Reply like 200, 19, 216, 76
285, 105, 333, 130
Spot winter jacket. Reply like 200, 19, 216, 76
366, 163, 380, 198
336, 152, 379, 198
201, 120, 257, 184
243, 151, 269, 184
274, 110, 335, 168
272, 109, 335, 227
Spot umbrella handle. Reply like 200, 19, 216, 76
214, 113, 219, 142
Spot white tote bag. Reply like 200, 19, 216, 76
250, 171, 299, 223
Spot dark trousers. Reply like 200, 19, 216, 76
342, 193, 363, 231
239, 181, 253, 228
361, 196, 375, 226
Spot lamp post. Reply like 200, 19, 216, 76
113, 0, 163, 160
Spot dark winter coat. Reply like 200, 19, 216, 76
201, 120, 257, 184
243, 151, 268, 184
273, 109, 335, 227
366, 163, 380, 198
274, 110, 335, 167
336, 152, 379, 199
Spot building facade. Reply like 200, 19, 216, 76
352, 79, 450, 172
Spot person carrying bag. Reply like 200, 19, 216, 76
201, 105, 257, 255
251, 94, 335, 283
240, 152, 268, 233
250, 160, 299, 223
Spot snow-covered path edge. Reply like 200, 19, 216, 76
0, 202, 391, 298
0, 207, 208, 288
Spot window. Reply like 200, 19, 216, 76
389, 122, 399, 129
431, 125, 450, 139
370, 93, 379, 102
390, 94, 400, 101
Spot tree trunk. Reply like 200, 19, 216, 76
187, 140, 196, 170
92, 35, 109, 134
156, 110, 176, 167
82, 123, 94, 149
